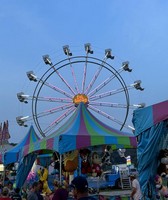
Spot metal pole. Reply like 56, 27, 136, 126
1, 145, 6, 186
2, 164, 5, 186
59, 154, 62, 184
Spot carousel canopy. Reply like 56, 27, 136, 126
3, 125, 40, 165
20, 102, 137, 158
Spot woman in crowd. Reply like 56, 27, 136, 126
0, 187, 12, 200
52, 180, 69, 200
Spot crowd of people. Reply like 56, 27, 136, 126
0, 176, 96, 200
0, 181, 21, 200
0, 175, 143, 200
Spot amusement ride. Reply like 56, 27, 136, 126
16, 43, 144, 138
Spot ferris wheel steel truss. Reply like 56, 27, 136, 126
16, 44, 144, 138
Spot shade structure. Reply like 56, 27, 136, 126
3, 125, 40, 165
132, 100, 168, 199
0, 143, 14, 164
21, 103, 137, 158
133, 100, 168, 137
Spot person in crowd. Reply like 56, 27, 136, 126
36, 181, 44, 200
21, 187, 27, 200
48, 180, 59, 200
52, 180, 69, 200
129, 174, 142, 200
7, 182, 14, 197
11, 188, 22, 200
27, 182, 39, 200
0, 183, 3, 194
71, 176, 96, 200
52, 180, 60, 192
0, 187, 12, 200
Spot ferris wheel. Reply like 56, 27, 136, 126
16, 43, 144, 138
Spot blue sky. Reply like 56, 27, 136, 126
1, 1, 168, 143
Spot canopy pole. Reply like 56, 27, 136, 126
3, 165, 5, 186
59, 154, 62, 185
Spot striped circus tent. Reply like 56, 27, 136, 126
3, 125, 40, 165
20, 102, 137, 158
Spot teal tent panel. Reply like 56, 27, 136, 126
132, 100, 168, 199
132, 106, 153, 137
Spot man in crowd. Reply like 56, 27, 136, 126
71, 176, 96, 200
11, 188, 22, 200
129, 174, 142, 200
27, 182, 39, 200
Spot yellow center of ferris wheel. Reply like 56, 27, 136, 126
73, 94, 88, 105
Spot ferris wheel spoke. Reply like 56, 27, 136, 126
88, 105, 132, 130
30, 74, 74, 98
88, 72, 118, 97
50, 65, 76, 95
61, 45, 79, 94
89, 101, 129, 109
35, 96, 72, 103
35, 103, 74, 119
43, 107, 76, 135
82, 56, 88, 93
89, 88, 127, 101
88, 62, 133, 97
88, 66, 130, 97
89, 101, 144, 109
17, 93, 72, 104
41, 80, 73, 98
68, 57, 80, 93
89, 84, 136, 101
82, 43, 94, 93
84, 56, 108, 95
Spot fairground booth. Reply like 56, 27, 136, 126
132, 100, 168, 199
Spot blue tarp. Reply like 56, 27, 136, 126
132, 100, 168, 199
16, 153, 37, 189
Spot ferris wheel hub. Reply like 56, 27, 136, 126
73, 94, 89, 106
